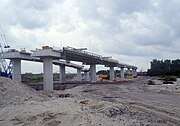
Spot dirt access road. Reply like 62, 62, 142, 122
77, 77, 180, 125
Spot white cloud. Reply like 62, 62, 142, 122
1, 0, 180, 72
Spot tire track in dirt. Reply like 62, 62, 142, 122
127, 102, 180, 125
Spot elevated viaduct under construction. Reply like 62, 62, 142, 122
2, 46, 137, 90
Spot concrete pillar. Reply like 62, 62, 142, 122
59, 65, 66, 83
121, 67, 124, 79
110, 67, 114, 81
127, 68, 131, 76
84, 71, 89, 81
12, 59, 21, 82
132, 69, 134, 76
90, 64, 96, 82
132, 68, 137, 77
134, 69, 137, 76
43, 57, 53, 90
77, 69, 82, 81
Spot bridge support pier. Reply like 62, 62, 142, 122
12, 59, 21, 82
121, 67, 124, 79
110, 67, 114, 81
90, 64, 96, 83
59, 65, 66, 83
84, 71, 89, 81
43, 57, 53, 90
132, 68, 137, 77
127, 68, 131, 76
77, 69, 82, 81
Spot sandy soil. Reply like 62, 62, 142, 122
0, 77, 180, 126
145, 78, 180, 94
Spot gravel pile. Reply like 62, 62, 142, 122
0, 77, 46, 107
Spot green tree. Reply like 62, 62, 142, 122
147, 59, 180, 76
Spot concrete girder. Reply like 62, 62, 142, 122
63, 47, 102, 64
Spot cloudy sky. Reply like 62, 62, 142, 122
1, 0, 180, 73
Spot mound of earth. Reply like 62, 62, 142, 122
0, 77, 46, 107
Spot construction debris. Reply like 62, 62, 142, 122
79, 100, 89, 105
147, 80, 156, 85
59, 93, 73, 98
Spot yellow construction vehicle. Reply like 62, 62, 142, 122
99, 74, 109, 79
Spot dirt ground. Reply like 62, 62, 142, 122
0, 77, 180, 126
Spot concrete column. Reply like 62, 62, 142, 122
90, 64, 96, 82
59, 65, 66, 83
134, 69, 137, 76
121, 67, 124, 79
12, 59, 21, 82
110, 67, 114, 81
77, 69, 82, 81
132, 68, 137, 77
43, 57, 53, 90
132, 69, 135, 76
84, 71, 89, 81
127, 68, 131, 76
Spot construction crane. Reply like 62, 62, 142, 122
0, 25, 12, 78
0, 25, 10, 48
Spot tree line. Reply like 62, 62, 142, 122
147, 59, 180, 76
